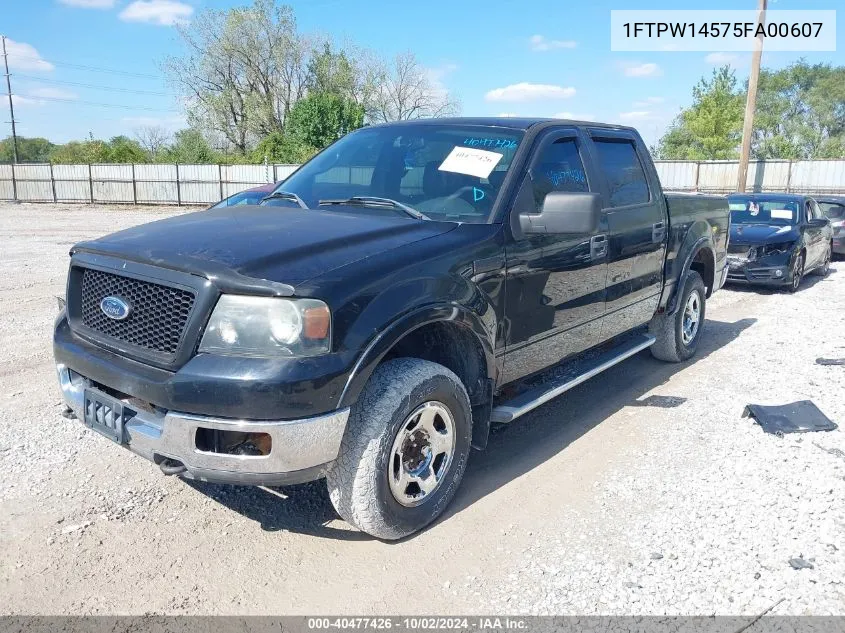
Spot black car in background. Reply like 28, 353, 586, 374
726, 193, 833, 292
815, 195, 845, 257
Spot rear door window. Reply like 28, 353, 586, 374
592, 139, 650, 207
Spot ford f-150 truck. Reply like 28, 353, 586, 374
54, 118, 729, 539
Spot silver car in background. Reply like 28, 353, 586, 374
816, 196, 845, 257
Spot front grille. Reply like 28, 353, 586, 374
79, 268, 196, 355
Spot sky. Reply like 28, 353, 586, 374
2, 0, 843, 149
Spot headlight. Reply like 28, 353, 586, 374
759, 242, 795, 258
199, 295, 331, 357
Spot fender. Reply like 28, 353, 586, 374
665, 236, 714, 316
337, 303, 497, 411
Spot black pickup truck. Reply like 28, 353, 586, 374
54, 118, 729, 539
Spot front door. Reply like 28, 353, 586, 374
804, 198, 825, 267
502, 129, 608, 383
586, 130, 666, 340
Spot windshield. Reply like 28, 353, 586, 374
728, 198, 799, 226
818, 201, 845, 220
264, 124, 524, 223
211, 190, 268, 209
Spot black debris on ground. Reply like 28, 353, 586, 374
742, 401, 838, 435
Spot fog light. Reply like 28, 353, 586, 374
774, 270, 783, 278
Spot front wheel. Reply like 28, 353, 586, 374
788, 252, 805, 293
326, 358, 472, 540
649, 270, 706, 363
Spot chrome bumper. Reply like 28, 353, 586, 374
57, 364, 350, 486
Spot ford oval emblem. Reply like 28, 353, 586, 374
100, 296, 131, 321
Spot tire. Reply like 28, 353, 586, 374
787, 252, 805, 293
811, 245, 831, 276
326, 358, 472, 540
649, 270, 706, 363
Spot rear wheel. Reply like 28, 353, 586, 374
649, 270, 706, 363
812, 245, 831, 277
788, 253, 805, 292
326, 358, 472, 540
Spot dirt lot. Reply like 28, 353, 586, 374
1, 202, 843, 615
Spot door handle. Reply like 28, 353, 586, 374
652, 221, 666, 243
590, 234, 608, 259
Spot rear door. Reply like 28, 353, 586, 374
586, 130, 666, 340
804, 198, 824, 267
502, 127, 608, 383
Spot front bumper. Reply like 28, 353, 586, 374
57, 363, 350, 486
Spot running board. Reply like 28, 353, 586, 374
490, 334, 656, 424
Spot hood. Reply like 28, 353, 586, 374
72, 206, 457, 287
730, 223, 800, 245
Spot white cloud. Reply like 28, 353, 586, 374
11, 95, 44, 108
57, 0, 116, 7
119, 0, 193, 26
621, 62, 662, 78
529, 35, 577, 52
485, 82, 576, 103
632, 96, 665, 107
705, 52, 739, 64
618, 111, 654, 121
553, 112, 595, 121
3, 39, 53, 72
496, 112, 519, 118
27, 86, 78, 100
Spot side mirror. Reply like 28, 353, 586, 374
809, 217, 830, 228
519, 191, 602, 235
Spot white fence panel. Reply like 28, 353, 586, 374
654, 161, 698, 192
2, 159, 844, 205
91, 164, 134, 203
134, 164, 177, 204
273, 164, 299, 181
790, 160, 845, 194
0, 164, 12, 200
52, 164, 92, 202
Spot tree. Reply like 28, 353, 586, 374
286, 92, 364, 151
134, 125, 171, 158
106, 136, 149, 163
656, 66, 744, 160
163, 0, 309, 154
752, 60, 845, 159
162, 128, 217, 163
0, 136, 55, 162
251, 130, 313, 164
367, 51, 460, 123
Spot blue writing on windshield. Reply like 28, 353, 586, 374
463, 138, 518, 150
473, 187, 485, 202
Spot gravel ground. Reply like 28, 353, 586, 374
0, 202, 843, 615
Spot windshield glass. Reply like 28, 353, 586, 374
265, 124, 524, 223
728, 198, 799, 226
818, 201, 845, 220
211, 190, 267, 209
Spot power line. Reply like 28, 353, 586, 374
6, 52, 164, 79
15, 74, 174, 96
15, 93, 180, 112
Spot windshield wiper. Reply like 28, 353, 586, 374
318, 196, 429, 220
260, 190, 308, 209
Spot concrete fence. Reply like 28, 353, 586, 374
1, 159, 844, 205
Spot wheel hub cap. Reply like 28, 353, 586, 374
682, 291, 701, 346
388, 401, 455, 507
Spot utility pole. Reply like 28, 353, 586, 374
736, 0, 767, 193
1, 35, 19, 163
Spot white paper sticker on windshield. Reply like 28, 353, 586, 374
771, 209, 793, 220
438, 146, 504, 179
